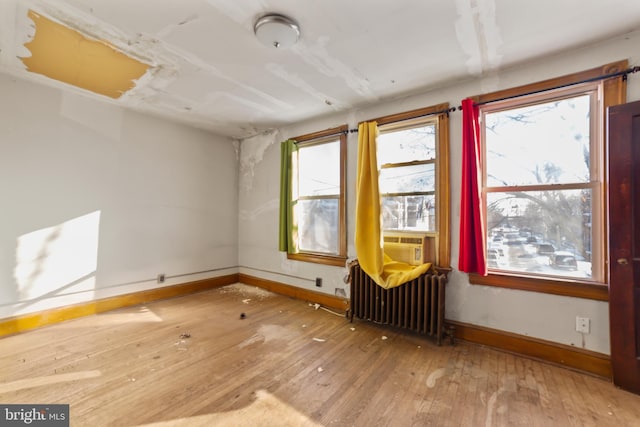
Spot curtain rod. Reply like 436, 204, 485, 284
459, 65, 640, 110
344, 106, 457, 134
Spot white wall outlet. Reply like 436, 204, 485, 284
576, 316, 590, 334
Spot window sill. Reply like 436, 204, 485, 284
287, 252, 348, 267
468, 272, 608, 301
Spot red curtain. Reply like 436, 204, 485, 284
458, 98, 487, 275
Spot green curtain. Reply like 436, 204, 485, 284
355, 122, 431, 289
278, 139, 298, 252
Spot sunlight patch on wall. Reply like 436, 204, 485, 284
21, 10, 150, 99
14, 211, 100, 301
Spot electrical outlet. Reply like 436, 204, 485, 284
576, 316, 590, 334
315, 277, 322, 287
157, 273, 166, 284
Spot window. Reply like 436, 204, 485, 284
378, 121, 436, 232
287, 125, 347, 266
376, 104, 451, 267
470, 60, 627, 300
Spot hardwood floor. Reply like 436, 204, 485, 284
1, 283, 639, 426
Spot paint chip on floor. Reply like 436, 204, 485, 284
426, 368, 446, 388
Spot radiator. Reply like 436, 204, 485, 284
348, 262, 448, 345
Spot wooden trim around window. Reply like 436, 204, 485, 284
288, 125, 348, 265
286, 252, 347, 267
474, 60, 628, 105
471, 60, 627, 299
368, 102, 450, 126
469, 273, 609, 301
437, 111, 451, 268
372, 103, 451, 269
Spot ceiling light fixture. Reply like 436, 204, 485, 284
254, 14, 300, 49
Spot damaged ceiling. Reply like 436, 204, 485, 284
1, 0, 639, 139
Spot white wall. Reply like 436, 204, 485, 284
0, 73, 238, 318
238, 30, 640, 355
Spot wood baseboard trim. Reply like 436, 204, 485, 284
447, 319, 612, 379
238, 273, 349, 311
0, 273, 239, 338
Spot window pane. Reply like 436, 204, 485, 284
298, 141, 340, 196
378, 124, 436, 164
486, 190, 592, 279
382, 195, 435, 231
296, 199, 339, 254
379, 163, 435, 194
485, 95, 591, 187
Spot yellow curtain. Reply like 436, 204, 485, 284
354, 121, 431, 289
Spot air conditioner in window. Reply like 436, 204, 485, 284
383, 232, 436, 266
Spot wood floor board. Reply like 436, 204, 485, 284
1, 283, 640, 426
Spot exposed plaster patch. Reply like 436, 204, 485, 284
454, 0, 503, 76
204, 91, 278, 116
239, 199, 279, 222
155, 14, 199, 38
232, 140, 240, 161
292, 36, 377, 101
0, 1, 29, 67
204, 0, 267, 27
266, 63, 351, 111
239, 129, 280, 192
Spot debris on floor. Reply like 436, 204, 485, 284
242, 299, 251, 304
350, 327, 355, 331
309, 302, 345, 317
179, 332, 191, 339
240, 312, 246, 319
174, 339, 188, 351
317, 367, 324, 373
381, 336, 388, 340
312, 338, 326, 342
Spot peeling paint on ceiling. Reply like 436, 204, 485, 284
22, 10, 150, 99
0, 0, 639, 139
454, 0, 503, 76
